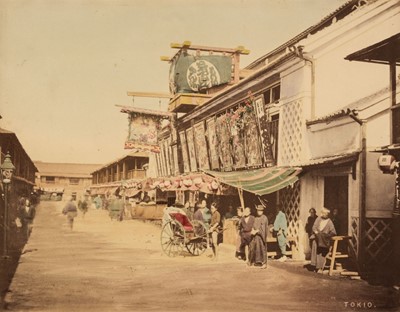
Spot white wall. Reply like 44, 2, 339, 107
302, 0, 400, 118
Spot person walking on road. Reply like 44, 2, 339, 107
21, 198, 36, 239
273, 205, 288, 262
208, 202, 222, 260
62, 197, 78, 230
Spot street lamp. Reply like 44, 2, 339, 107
1, 152, 15, 258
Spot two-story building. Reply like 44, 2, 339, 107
35, 162, 100, 201
143, 0, 399, 276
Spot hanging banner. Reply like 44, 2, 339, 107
244, 111, 263, 167
170, 54, 232, 94
216, 115, 233, 170
179, 130, 190, 173
172, 145, 179, 176
254, 96, 275, 166
194, 122, 210, 170
206, 118, 220, 170
186, 127, 198, 172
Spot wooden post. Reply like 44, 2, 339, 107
238, 187, 244, 208
390, 60, 396, 143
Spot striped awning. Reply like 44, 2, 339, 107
203, 167, 301, 196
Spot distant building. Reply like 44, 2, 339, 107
34, 162, 101, 200
90, 152, 150, 198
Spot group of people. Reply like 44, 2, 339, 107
234, 205, 288, 269
305, 207, 338, 273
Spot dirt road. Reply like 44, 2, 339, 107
4, 201, 398, 311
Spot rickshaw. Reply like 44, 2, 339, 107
161, 207, 208, 257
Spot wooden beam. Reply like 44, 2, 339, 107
160, 56, 172, 62
170, 41, 250, 55
126, 91, 172, 99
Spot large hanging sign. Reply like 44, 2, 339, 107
121, 107, 172, 153
170, 54, 232, 94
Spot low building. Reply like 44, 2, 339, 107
34, 162, 101, 201
0, 127, 38, 250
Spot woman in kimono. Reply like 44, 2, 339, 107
248, 205, 268, 268
310, 207, 337, 273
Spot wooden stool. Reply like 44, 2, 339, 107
326, 235, 351, 276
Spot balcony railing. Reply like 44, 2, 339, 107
125, 169, 146, 180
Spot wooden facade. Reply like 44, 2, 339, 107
150, 0, 400, 275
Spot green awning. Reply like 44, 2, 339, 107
203, 167, 301, 196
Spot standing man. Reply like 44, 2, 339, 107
22, 199, 36, 239
273, 205, 288, 262
249, 205, 268, 268
239, 207, 255, 262
62, 196, 78, 230
208, 202, 222, 260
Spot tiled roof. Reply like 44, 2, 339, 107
35, 162, 101, 178
299, 151, 360, 167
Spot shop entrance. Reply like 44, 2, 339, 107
324, 176, 349, 236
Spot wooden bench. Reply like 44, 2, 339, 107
266, 236, 295, 258
325, 235, 351, 276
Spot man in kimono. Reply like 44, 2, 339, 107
248, 205, 268, 268
310, 207, 337, 273
239, 207, 255, 261
273, 205, 288, 262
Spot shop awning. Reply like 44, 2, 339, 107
203, 167, 301, 196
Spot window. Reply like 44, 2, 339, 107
69, 178, 79, 185
45, 176, 55, 184
263, 83, 281, 105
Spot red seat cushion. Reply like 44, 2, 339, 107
170, 213, 193, 231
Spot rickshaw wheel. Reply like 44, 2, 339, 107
186, 220, 208, 256
161, 219, 185, 257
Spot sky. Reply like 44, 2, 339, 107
0, 0, 347, 164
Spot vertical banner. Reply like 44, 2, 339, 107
231, 126, 246, 169
244, 111, 263, 167
216, 115, 233, 170
172, 145, 179, 176
206, 118, 220, 170
194, 122, 210, 170
167, 137, 174, 176
179, 130, 190, 173
254, 96, 275, 166
160, 139, 167, 176
186, 127, 198, 172
164, 139, 171, 176
155, 153, 161, 177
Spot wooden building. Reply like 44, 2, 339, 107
0, 127, 38, 250
35, 162, 101, 201
90, 152, 149, 198
144, 0, 399, 276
